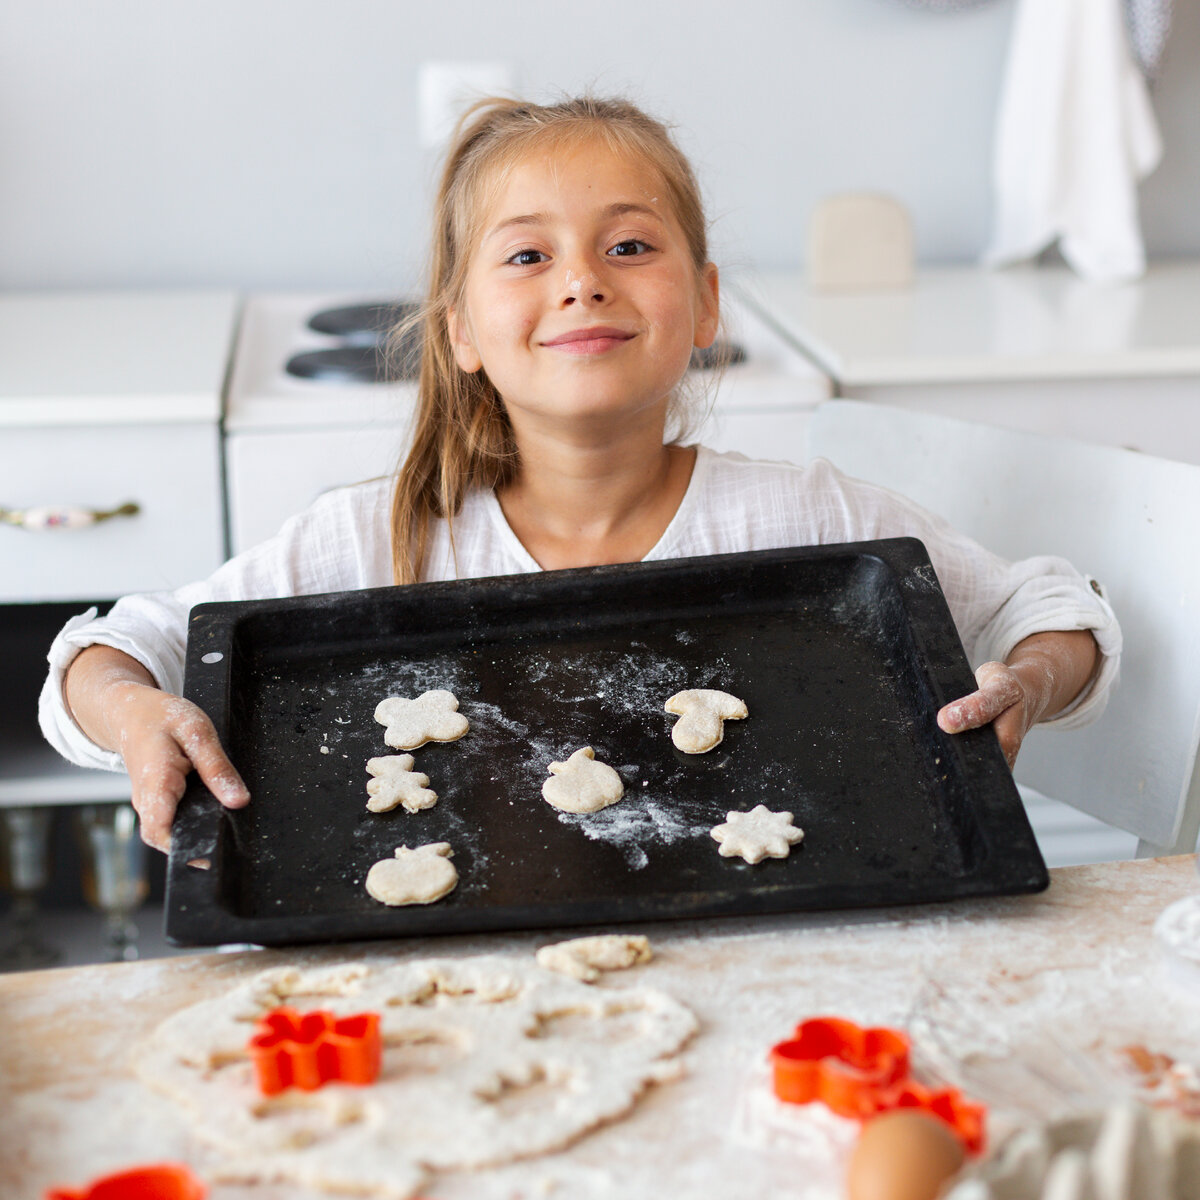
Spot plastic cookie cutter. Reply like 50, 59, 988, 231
44, 1163, 206, 1200
769, 1016, 911, 1118
247, 1005, 382, 1095
877, 1078, 988, 1155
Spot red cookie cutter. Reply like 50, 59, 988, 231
769, 1016, 911, 1118
247, 1005, 382, 1095
877, 1078, 988, 1156
769, 1015, 988, 1155
44, 1163, 206, 1200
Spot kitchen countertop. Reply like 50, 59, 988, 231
3, 855, 1197, 1199
0, 289, 239, 427
743, 259, 1200, 386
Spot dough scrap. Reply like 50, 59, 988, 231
365, 843, 457, 906
536, 935, 653, 983
134, 955, 697, 1198
541, 747, 624, 814
365, 755, 437, 813
710, 805, 804, 864
374, 690, 469, 750
664, 688, 748, 753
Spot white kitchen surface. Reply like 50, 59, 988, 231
744, 259, 1200, 385
5, 856, 1198, 1199
0, 290, 239, 426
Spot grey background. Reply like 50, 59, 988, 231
2, 0, 1197, 292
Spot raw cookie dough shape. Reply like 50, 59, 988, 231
365, 755, 437, 813
541, 747, 625, 814
664, 688, 748, 753
710, 805, 804, 864
365, 843, 457, 906
374, 690, 469, 750
134, 955, 698, 1199
536, 934, 653, 983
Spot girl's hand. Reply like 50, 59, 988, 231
111, 684, 250, 852
64, 645, 249, 852
936, 630, 1099, 770
936, 661, 1035, 769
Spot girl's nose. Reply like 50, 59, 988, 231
560, 267, 607, 307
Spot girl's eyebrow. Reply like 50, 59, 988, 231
483, 202, 666, 242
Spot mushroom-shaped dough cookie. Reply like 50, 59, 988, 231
374, 689, 469, 750
541, 747, 625, 814
365, 842, 457, 906
664, 688, 748, 753
710, 805, 804, 864
365, 755, 437, 813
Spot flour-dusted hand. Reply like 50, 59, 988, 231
937, 630, 1099, 769
63, 645, 249, 852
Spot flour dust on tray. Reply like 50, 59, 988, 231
365, 754, 438, 813
134, 953, 696, 1198
365, 842, 457, 905
710, 805, 805, 864
374, 689, 469, 750
541, 747, 625, 814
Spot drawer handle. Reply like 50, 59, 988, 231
0, 501, 140, 531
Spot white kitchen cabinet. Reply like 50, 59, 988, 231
0, 290, 238, 805
742, 259, 1200, 462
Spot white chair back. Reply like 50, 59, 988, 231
808, 400, 1200, 855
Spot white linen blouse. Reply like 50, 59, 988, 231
40, 447, 1121, 773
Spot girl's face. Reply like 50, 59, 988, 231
447, 139, 719, 437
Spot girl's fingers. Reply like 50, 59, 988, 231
937, 663, 1024, 734
166, 704, 250, 810
991, 706, 1026, 769
130, 753, 189, 852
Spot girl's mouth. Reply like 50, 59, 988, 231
541, 327, 636, 355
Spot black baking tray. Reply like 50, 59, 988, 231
165, 539, 1047, 947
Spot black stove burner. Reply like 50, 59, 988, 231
285, 345, 389, 384
690, 340, 747, 370
289, 299, 424, 383
307, 301, 420, 345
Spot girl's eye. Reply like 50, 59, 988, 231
608, 239, 652, 258
507, 249, 548, 266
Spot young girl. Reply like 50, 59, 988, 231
42, 96, 1120, 852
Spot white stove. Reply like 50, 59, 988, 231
223, 288, 831, 555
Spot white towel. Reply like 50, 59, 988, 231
983, 0, 1163, 283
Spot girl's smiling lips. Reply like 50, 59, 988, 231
540, 326, 636, 355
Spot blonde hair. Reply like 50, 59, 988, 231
387, 95, 716, 585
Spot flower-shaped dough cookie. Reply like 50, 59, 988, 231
365, 842, 457, 906
541, 747, 625, 814
374, 689, 469, 750
365, 755, 437, 813
710, 805, 804, 864
664, 688, 748, 753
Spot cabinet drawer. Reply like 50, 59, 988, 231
1, 424, 224, 602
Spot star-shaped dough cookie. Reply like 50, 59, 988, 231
710, 805, 804, 864
664, 688, 748, 753
541, 747, 625, 814
365, 755, 437, 813
374, 689, 469, 750
365, 842, 457, 906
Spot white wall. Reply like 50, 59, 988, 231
1, 0, 1197, 293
